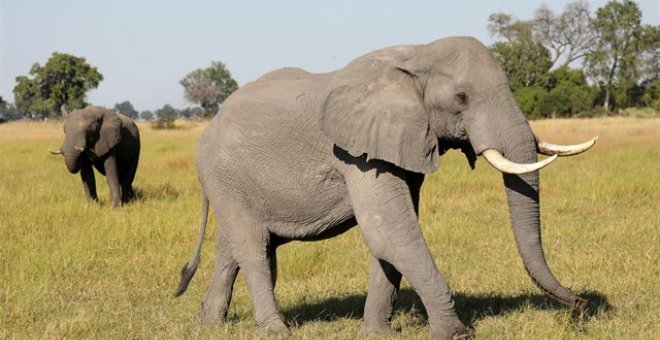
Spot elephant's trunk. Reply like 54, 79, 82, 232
468, 89, 587, 311
63, 148, 82, 173
499, 115, 587, 311
503, 169, 586, 310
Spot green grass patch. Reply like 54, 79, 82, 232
1, 118, 658, 338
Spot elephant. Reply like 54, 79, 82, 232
51, 106, 140, 207
175, 37, 596, 339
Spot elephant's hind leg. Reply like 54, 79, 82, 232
200, 229, 240, 324
362, 257, 401, 335
221, 200, 289, 334
120, 155, 139, 202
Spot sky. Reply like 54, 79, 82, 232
1, 0, 658, 112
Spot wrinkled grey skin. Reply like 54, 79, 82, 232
57, 106, 140, 207
176, 37, 588, 339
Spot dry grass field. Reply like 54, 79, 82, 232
1, 117, 658, 339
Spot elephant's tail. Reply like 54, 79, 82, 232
175, 191, 209, 297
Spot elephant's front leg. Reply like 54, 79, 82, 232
344, 165, 468, 339
103, 154, 122, 207
363, 257, 401, 335
362, 172, 423, 334
80, 162, 98, 201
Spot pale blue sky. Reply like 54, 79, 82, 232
1, 0, 658, 111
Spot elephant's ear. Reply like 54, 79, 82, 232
94, 110, 122, 156
320, 66, 438, 174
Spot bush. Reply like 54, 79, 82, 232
151, 117, 177, 130
514, 86, 548, 119
619, 107, 660, 118
539, 82, 591, 118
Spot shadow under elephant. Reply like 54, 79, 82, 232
281, 288, 612, 330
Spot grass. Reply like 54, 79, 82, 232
1, 117, 658, 339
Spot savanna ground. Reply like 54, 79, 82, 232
1, 117, 658, 339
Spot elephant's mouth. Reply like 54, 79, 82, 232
63, 146, 100, 173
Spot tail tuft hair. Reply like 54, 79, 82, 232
174, 261, 198, 297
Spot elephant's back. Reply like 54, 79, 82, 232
195, 72, 337, 192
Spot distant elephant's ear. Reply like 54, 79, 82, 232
320, 66, 438, 174
94, 110, 122, 156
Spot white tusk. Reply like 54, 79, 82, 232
49, 149, 63, 155
482, 149, 557, 175
74, 146, 85, 152
538, 136, 598, 156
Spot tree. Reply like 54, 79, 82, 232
533, 1, 595, 68
13, 52, 103, 118
539, 66, 591, 117
114, 101, 138, 119
491, 37, 553, 89
639, 25, 660, 83
139, 110, 154, 121
179, 106, 204, 120
152, 104, 178, 129
0, 96, 7, 116
155, 104, 178, 119
180, 61, 238, 118
487, 13, 532, 43
488, 13, 554, 89
585, 0, 645, 111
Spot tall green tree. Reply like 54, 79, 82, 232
13, 52, 103, 118
180, 61, 238, 118
114, 100, 138, 119
639, 25, 660, 82
585, 0, 646, 111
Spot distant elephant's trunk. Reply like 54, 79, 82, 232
468, 89, 587, 311
62, 147, 82, 173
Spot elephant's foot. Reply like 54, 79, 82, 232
429, 318, 470, 340
361, 323, 394, 337
362, 316, 394, 336
199, 302, 229, 324
199, 312, 227, 325
256, 316, 290, 336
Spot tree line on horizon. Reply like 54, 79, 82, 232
488, 0, 658, 118
0, 0, 658, 123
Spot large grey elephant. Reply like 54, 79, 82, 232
51, 106, 140, 207
175, 37, 596, 339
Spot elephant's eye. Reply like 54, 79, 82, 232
455, 92, 468, 106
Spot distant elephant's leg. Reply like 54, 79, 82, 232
80, 162, 98, 201
268, 242, 278, 288
224, 201, 288, 334
200, 230, 240, 324
121, 154, 139, 202
345, 166, 467, 339
103, 154, 122, 207
363, 257, 401, 334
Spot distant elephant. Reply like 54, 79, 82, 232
51, 106, 140, 207
175, 37, 596, 339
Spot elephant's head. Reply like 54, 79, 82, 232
54, 106, 122, 173
321, 37, 595, 310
